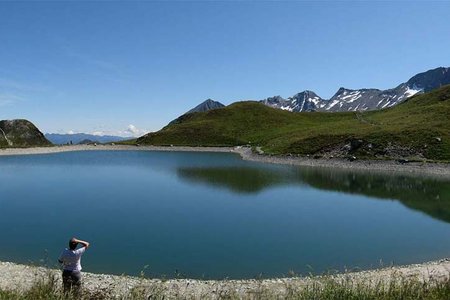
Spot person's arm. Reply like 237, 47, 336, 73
58, 251, 64, 264
73, 238, 90, 249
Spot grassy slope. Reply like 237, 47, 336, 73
137, 85, 450, 161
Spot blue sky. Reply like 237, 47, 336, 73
0, 1, 449, 136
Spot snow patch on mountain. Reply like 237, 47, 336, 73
404, 86, 423, 98
259, 67, 450, 113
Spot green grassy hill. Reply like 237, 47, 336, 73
137, 85, 450, 161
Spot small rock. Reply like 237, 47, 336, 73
348, 156, 357, 162
350, 139, 363, 151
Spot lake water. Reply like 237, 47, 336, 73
0, 150, 449, 279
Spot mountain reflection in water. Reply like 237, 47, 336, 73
177, 166, 450, 223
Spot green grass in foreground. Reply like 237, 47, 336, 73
137, 85, 450, 161
1, 273, 450, 300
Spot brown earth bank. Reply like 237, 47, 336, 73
0, 145, 449, 179
1, 260, 449, 299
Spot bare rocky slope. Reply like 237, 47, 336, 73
0, 119, 51, 148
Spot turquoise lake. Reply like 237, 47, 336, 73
0, 150, 449, 279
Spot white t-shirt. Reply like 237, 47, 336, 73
59, 247, 86, 271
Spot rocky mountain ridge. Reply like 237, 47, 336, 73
262, 67, 450, 112
260, 91, 323, 112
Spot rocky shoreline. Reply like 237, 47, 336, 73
1, 260, 449, 298
237, 147, 450, 179
0, 144, 449, 179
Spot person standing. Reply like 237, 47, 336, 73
58, 237, 90, 293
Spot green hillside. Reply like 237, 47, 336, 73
137, 85, 450, 161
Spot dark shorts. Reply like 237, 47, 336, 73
62, 270, 82, 291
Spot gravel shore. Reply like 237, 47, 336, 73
1, 144, 449, 178
1, 260, 449, 298
237, 147, 450, 179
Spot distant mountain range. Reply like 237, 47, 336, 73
182, 67, 450, 115
45, 133, 127, 145
261, 67, 450, 112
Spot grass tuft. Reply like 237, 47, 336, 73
1, 272, 450, 299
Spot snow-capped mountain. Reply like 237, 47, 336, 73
261, 91, 324, 112
175, 67, 449, 120
260, 67, 450, 112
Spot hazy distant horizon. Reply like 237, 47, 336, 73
0, 1, 449, 136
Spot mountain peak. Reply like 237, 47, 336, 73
331, 87, 352, 97
260, 90, 324, 112
186, 99, 225, 114
167, 98, 226, 126
406, 67, 450, 92
203, 98, 216, 103
293, 90, 320, 97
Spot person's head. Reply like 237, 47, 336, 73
69, 238, 78, 250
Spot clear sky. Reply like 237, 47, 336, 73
0, 1, 449, 136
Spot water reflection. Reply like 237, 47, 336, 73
177, 166, 450, 223
1, 151, 449, 278
177, 167, 298, 193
